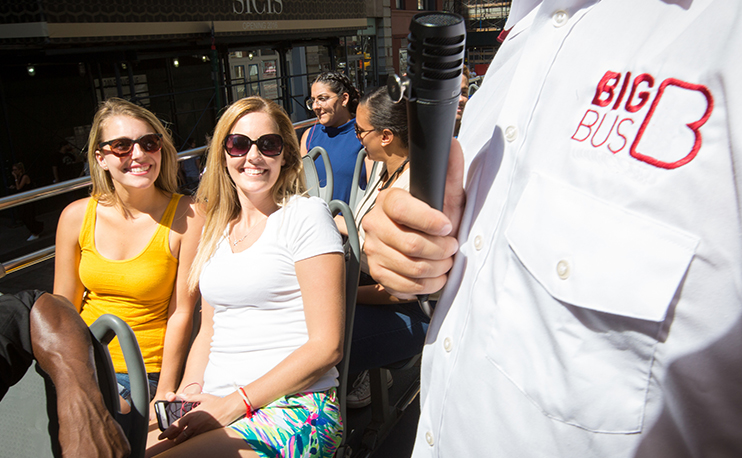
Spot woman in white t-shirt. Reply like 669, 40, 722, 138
146, 96, 345, 458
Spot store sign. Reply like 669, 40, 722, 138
233, 0, 283, 15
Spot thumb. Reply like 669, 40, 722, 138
442, 138, 466, 237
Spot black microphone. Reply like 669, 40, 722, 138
387, 12, 465, 314
388, 12, 466, 212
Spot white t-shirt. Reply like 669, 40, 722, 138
414, 1, 742, 457
199, 195, 343, 397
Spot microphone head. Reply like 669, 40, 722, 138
406, 12, 466, 101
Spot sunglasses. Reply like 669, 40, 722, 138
224, 133, 284, 157
98, 133, 163, 157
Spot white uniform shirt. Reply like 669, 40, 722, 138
414, 1, 742, 456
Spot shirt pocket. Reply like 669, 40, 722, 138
485, 173, 699, 433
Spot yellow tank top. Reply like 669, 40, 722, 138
79, 194, 181, 373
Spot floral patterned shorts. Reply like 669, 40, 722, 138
228, 388, 342, 458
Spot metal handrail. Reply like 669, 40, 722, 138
1, 118, 318, 277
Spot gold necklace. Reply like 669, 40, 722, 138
230, 217, 267, 246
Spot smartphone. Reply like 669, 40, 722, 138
154, 400, 200, 431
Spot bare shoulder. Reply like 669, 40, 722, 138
58, 197, 91, 228
300, 128, 310, 155
172, 194, 204, 234
56, 197, 91, 244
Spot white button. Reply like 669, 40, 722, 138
505, 125, 518, 142
557, 260, 570, 280
443, 337, 452, 352
552, 10, 569, 27
474, 235, 483, 250
425, 431, 434, 446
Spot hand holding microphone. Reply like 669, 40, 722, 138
381, 12, 466, 312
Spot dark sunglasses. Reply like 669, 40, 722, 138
98, 133, 163, 157
224, 133, 284, 157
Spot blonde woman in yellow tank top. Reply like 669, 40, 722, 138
54, 98, 204, 418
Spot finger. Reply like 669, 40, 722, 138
365, 237, 454, 298
165, 392, 178, 402
377, 188, 453, 238
369, 262, 451, 300
173, 427, 193, 445
363, 204, 459, 262
158, 416, 186, 441
442, 139, 466, 236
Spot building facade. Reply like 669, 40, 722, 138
0, 0, 507, 192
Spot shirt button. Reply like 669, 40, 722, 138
557, 259, 570, 280
552, 10, 569, 27
443, 337, 452, 352
425, 431, 435, 446
474, 235, 483, 250
505, 125, 518, 142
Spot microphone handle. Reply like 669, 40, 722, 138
407, 96, 459, 212
407, 96, 458, 314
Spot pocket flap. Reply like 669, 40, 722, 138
505, 174, 699, 322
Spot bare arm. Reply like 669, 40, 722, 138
175, 297, 214, 394
356, 283, 409, 305
151, 198, 204, 403
362, 140, 466, 299
333, 214, 349, 237
53, 199, 89, 311
31, 293, 130, 458
15, 174, 31, 191
300, 128, 310, 156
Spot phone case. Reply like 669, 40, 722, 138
155, 400, 199, 431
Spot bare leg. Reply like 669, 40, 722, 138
147, 426, 258, 458
30, 293, 131, 458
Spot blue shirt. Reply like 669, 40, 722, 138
306, 118, 365, 203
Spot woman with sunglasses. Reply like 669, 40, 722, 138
336, 86, 430, 409
54, 98, 203, 417
300, 71, 367, 203
147, 97, 344, 458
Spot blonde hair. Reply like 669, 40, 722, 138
87, 98, 178, 209
188, 97, 305, 290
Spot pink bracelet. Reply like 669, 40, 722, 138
182, 382, 202, 393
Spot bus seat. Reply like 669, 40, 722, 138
328, 199, 361, 458
303, 146, 334, 204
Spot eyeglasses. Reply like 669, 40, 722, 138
224, 133, 284, 157
305, 94, 338, 110
354, 122, 375, 140
98, 133, 163, 157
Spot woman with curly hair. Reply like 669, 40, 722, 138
301, 71, 367, 203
